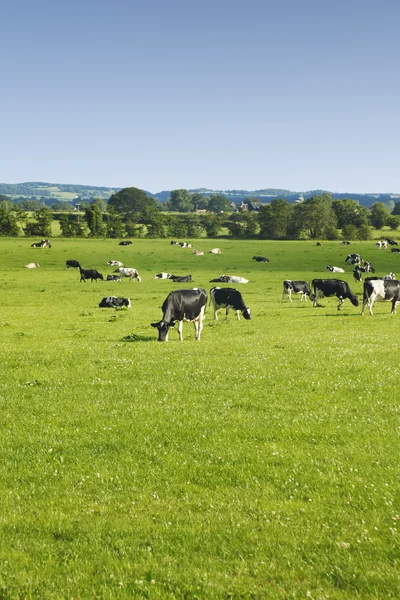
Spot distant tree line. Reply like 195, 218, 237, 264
0, 188, 400, 239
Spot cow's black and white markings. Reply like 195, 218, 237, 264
345, 253, 362, 264
391, 248, 400, 254
171, 275, 192, 282
252, 256, 269, 262
151, 288, 207, 342
362, 278, 400, 315
107, 260, 124, 267
209, 275, 249, 284
106, 274, 122, 281
65, 260, 81, 270
326, 265, 345, 273
114, 267, 141, 282
153, 272, 173, 279
79, 268, 104, 282
99, 296, 131, 308
282, 280, 314, 302
312, 279, 359, 310
210, 287, 251, 320
119, 241, 132, 246
31, 239, 51, 249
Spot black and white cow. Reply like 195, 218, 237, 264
106, 274, 122, 281
31, 239, 51, 248
65, 259, 81, 270
252, 256, 269, 262
171, 275, 192, 282
79, 268, 104, 282
362, 278, 400, 315
341, 241, 351, 245
386, 238, 398, 246
210, 287, 251, 320
345, 253, 362, 264
114, 267, 141, 282
282, 280, 314, 302
210, 275, 249, 284
353, 267, 362, 282
375, 240, 388, 250
312, 279, 359, 310
107, 260, 124, 267
151, 288, 207, 342
326, 265, 345, 273
99, 296, 131, 308
391, 248, 400, 254
153, 272, 173, 279
119, 241, 132, 246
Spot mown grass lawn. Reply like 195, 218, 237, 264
0, 238, 399, 599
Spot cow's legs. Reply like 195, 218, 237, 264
337, 296, 344, 310
391, 299, 397, 314
313, 289, 319, 307
178, 320, 184, 341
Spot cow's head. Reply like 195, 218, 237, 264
242, 308, 251, 320
151, 320, 174, 342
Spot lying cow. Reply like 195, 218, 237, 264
106, 274, 122, 281
383, 272, 396, 280
312, 279, 359, 310
209, 248, 221, 254
114, 267, 141, 282
210, 287, 250, 320
391, 248, 400, 254
24, 262, 40, 268
79, 268, 104, 282
326, 265, 345, 273
99, 296, 131, 308
151, 288, 207, 342
107, 260, 124, 267
282, 280, 314, 302
253, 256, 269, 262
119, 241, 132, 246
31, 239, 51, 248
153, 272, 173, 279
210, 275, 249, 284
65, 260, 81, 269
362, 278, 400, 315
192, 249, 204, 255
171, 275, 192, 282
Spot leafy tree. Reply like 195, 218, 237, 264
0, 205, 20, 236
369, 202, 391, 229
208, 194, 231, 213
392, 201, 400, 215
16, 200, 42, 211
332, 199, 369, 228
108, 187, 158, 220
357, 223, 373, 240
146, 212, 166, 238
51, 201, 73, 211
92, 197, 107, 212
24, 207, 53, 236
258, 199, 293, 239
59, 215, 87, 237
166, 215, 188, 238
166, 189, 194, 213
0, 194, 11, 203
387, 215, 400, 230
105, 207, 125, 238
291, 194, 337, 239
227, 212, 259, 238
200, 214, 223, 237
191, 193, 209, 210
85, 203, 105, 236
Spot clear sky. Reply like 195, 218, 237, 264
2, 0, 400, 193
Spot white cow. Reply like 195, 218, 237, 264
326, 265, 345, 273
209, 248, 221, 254
192, 250, 204, 256
153, 272, 173, 279
375, 240, 388, 250
115, 267, 141, 282
107, 260, 124, 267
24, 262, 40, 268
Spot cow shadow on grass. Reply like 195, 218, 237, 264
121, 333, 155, 342
309, 311, 360, 318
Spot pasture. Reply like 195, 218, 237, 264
0, 238, 399, 599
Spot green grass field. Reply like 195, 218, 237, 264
0, 238, 399, 599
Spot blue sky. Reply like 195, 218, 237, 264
2, 0, 400, 193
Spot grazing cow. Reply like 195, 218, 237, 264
362, 278, 400, 315
341, 241, 351, 245
106, 274, 122, 281
282, 280, 314, 302
114, 267, 141, 282
210, 287, 250, 320
383, 272, 396, 280
210, 275, 249, 284
151, 288, 207, 342
353, 267, 362, 282
345, 253, 362, 264
65, 260, 81, 270
316, 242, 323, 246
386, 238, 398, 246
171, 275, 192, 282
170, 240, 179, 245
179, 242, 192, 248
153, 272, 173, 279
192, 249, 204, 255
391, 248, 400, 254
375, 240, 388, 250
326, 265, 345, 273
79, 268, 104, 282
99, 296, 131, 308
119, 241, 132, 246
253, 256, 269, 262
209, 248, 221, 254
24, 262, 40, 268
362, 262, 375, 273
107, 260, 124, 267
312, 279, 359, 310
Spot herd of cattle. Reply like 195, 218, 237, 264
25, 238, 400, 342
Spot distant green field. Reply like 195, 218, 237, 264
0, 238, 399, 599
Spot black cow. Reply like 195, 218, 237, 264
99, 296, 131, 308
171, 275, 192, 282
119, 241, 132, 246
282, 280, 314, 302
386, 238, 398, 246
362, 279, 400, 315
312, 279, 359, 310
79, 268, 104, 282
151, 288, 207, 342
210, 287, 250, 320
65, 259, 81, 270
391, 248, 400, 254
252, 256, 269, 262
